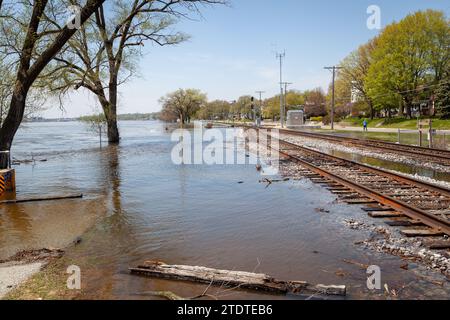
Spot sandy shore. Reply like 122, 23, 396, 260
0, 262, 43, 299
0, 249, 64, 299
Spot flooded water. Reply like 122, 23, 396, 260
328, 150, 450, 183
297, 129, 450, 183
0, 121, 449, 300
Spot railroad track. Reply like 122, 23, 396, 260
277, 128, 450, 166
268, 136, 450, 243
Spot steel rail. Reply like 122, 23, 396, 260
272, 138, 450, 236
215, 122, 450, 162
278, 139, 450, 198
277, 128, 450, 163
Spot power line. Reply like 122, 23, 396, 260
255, 90, 265, 109
255, 91, 265, 126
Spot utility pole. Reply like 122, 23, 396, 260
281, 82, 292, 127
255, 91, 265, 127
276, 51, 285, 128
324, 66, 343, 130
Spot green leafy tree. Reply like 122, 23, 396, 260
366, 10, 449, 119
232, 95, 253, 119
196, 100, 231, 120
303, 88, 326, 118
262, 95, 280, 120
339, 39, 377, 119
285, 90, 305, 110
435, 80, 450, 119
159, 89, 207, 125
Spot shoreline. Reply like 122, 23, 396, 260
0, 249, 65, 299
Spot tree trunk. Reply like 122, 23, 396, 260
106, 75, 120, 144
368, 100, 374, 120
404, 98, 412, 119
0, 92, 27, 168
106, 116, 119, 144
398, 100, 404, 117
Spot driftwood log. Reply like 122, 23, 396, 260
130, 261, 346, 296
0, 193, 83, 204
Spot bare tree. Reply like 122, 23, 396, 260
46, 0, 226, 144
0, 0, 106, 169
79, 112, 107, 147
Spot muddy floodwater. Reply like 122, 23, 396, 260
0, 121, 449, 300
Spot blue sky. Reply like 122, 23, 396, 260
43, 0, 450, 118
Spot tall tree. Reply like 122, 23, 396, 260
159, 88, 207, 125
435, 79, 450, 119
303, 88, 326, 117
196, 100, 231, 120
366, 10, 449, 119
0, 0, 106, 169
339, 39, 377, 119
46, 0, 225, 144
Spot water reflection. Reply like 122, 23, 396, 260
328, 150, 450, 183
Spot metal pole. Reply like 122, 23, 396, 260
281, 82, 292, 127
331, 67, 335, 130
324, 66, 343, 131
256, 91, 265, 127
277, 51, 285, 128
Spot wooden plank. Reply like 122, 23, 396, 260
384, 220, 414, 227
362, 207, 395, 212
331, 190, 355, 194
0, 193, 83, 204
426, 241, 450, 250
129, 261, 346, 296
401, 229, 444, 237
345, 199, 378, 205
369, 211, 404, 218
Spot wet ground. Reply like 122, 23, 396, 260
0, 121, 449, 299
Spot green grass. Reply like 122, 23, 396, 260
339, 117, 450, 130
339, 131, 400, 142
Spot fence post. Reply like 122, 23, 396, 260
397, 128, 401, 144
429, 128, 433, 149
429, 119, 433, 149
419, 130, 422, 147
